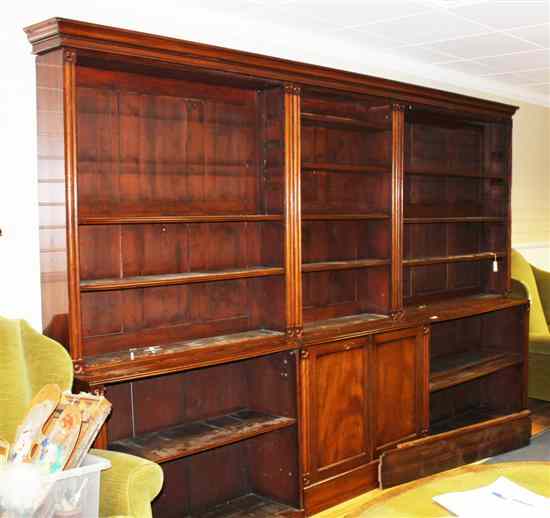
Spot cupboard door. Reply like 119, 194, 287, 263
373, 327, 428, 456
301, 337, 371, 485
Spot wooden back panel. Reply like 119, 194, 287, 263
76, 65, 269, 216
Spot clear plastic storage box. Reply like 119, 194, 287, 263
0, 454, 111, 518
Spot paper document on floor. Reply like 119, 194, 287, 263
433, 476, 550, 517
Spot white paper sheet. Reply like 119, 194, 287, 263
433, 476, 550, 517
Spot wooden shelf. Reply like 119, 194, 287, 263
302, 258, 389, 273
405, 216, 505, 224
109, 409, 296, 463
405, 168, 506, 180
302, 162, 390, 174
79, 214, 284, 225
430, 351, 522, 392
196, 493, 299, 517
80, 329, 288, 385
404, 294, 527, 324
403, 252, 505, 267
80, 266, 284, 291
301, 111, 390, 132
302, 212, 389, 221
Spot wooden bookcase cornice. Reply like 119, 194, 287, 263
24, 17, 518, 119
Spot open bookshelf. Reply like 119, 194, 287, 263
300, 88, 392, 330
403, 109, 510, 305
106, 351, 300, 516
429, 306, 525, 433
74, 60, 288, 365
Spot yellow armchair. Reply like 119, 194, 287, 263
511, 249, 550, 400
0, 316, 163, 517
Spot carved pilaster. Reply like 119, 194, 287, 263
284, 84, 303, 333
391, 103, 405, 313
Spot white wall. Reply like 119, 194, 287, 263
2, 1, 549, 329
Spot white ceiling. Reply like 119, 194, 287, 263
181, 0, 550, 107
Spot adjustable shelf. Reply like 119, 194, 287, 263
430, 351, 522, 392
404, 294, 526, 322
302, 162, 390, 174
302, 212, 389, 221
301, 111, 389, 132
80, 266, 284, 291
405, 167, 506, 180
302, 258, 389, 273
404, 216, 505, 224
110, 409, 296, 463
403, 252, 504, 267
79, 214, 284, 225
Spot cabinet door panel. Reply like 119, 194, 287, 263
303, 337, 371, 484
373, 327, 428, 455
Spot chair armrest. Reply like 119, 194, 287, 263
510, 278, 529, 300
533, 266, 550, 327
528, 333, 550, 355
91, 449, 163, 518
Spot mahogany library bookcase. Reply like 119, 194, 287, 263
26, 18, 531, 517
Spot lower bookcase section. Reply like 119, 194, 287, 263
429, 306, 526, 434
96, 301, 529, 516
153, 428, 301, 517
104, 351, 302, 516
430, 365, 525, 435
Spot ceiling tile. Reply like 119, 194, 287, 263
240, 3, 336, 35
451, 1, 550, 31
479, 71, 528, 84
476, 48, 550, 72
333, 29, 403, 49
390, 44, 459, 62
248, 0, 297, 4
176, 0, 253, 11
423, 0, 487, 7
288, 1, 429, 29
364, 10, 487, 45
428, 32, 538, 59
437, 59, 493, 74
508, 23, 550, 48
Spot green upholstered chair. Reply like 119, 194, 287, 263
511, 249, 550, 401
0, 316, 163, 517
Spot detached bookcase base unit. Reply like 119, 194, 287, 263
26, 18, 530, 516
